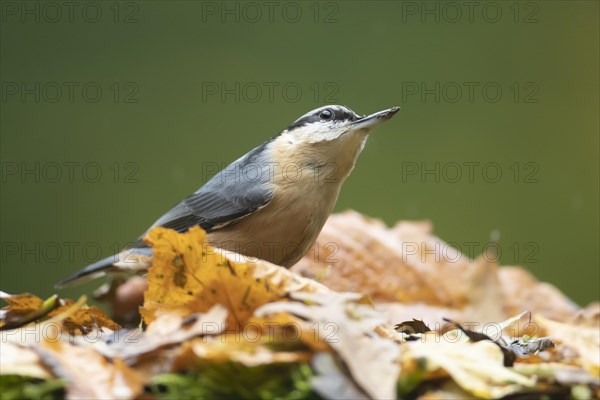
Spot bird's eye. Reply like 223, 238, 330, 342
319, 109, 333, 121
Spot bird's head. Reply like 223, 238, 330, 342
281, 105, 400, 144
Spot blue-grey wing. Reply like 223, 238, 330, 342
139, 145, 275, 243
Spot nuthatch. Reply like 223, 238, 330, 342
56, 105, 399, 288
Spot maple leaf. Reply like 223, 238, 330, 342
140, 226, 280, 330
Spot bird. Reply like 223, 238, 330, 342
55, 105, 400, 288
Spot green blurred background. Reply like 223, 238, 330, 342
1, 1, 598, 305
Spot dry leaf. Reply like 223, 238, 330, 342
0, 341, 52, 380
310, 352, 369, 400
140, 226, 329, 331
443, 316, 555, 367
36, 334, 143, 400
293, 211, 581, 324
183, 335, 312, 367
417, 380, 478, 400
571, 302, 600, 328
90, 304, 228, 362
292, 211, 470, 305
499, 267, 579, 322
535, 314, 600, 374
0, 292, 58, 330
256, 291, 400, 400
403, 332, 535, 399
247, 311, 331, 352
514, 362, 600, 386
47, 299, 121, 334
140, 226, 280, 329
395, 319, 432, 335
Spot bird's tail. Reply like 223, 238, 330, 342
54, 247, 153, 289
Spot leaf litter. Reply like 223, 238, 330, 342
1, 211, 598, 399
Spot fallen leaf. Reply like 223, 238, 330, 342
514, 362, 600, 387
35, 333, 143, 400
499, 267, 579, 322
256, 291, 400, 400
535, 314, 600, 374
184, 335, 312, 368
310, 352, 368, 400
403, 332, 535, 399
417, 380, 478, 400
90, 304, 228, 361
48, 299, 121, 334
293, 211, 581, 324
292, 211, 470, 305
247, 312, 331, 352
140, 226, 280, 330
0, 292, 59, 330
395, 319, 432, 335
0, 342, 52, 380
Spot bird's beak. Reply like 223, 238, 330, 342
351, 106, 400, 130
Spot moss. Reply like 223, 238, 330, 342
0, 375, 65, 400
150, 361, 322, 400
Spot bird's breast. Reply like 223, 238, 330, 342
207, 167, 343, 267
206, 133, 367, 267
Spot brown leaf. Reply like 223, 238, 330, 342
256, 291, 400, 400
499, 267, 579, 322
47, 298, 121, 334
292, 211, 468, 305
535, 314, 600, 374
90, 304, 228, 362
293, 211, 582, 326
395, 319, 432, 335
0, 291, 58, 330
36, 334, 143, 400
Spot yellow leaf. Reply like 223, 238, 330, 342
140, 226, 279, 330
178, 335, 312, 369
247, 312, 331, 352
47, 298, 121, 334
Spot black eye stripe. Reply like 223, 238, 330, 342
284, 106, 359, 131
